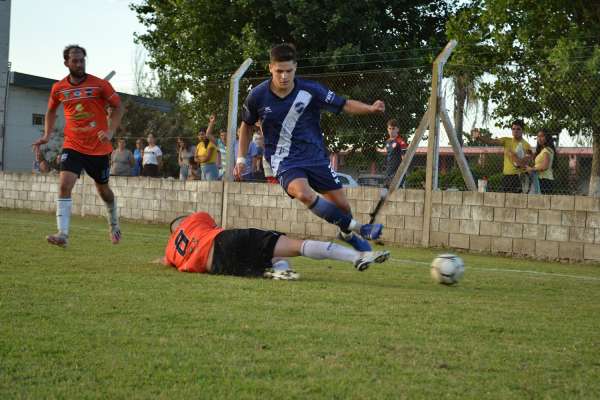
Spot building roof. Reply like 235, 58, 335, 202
9, 71, 172, 113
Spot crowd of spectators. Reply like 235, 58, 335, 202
471, 119, 556, 195
32, 116, 557, 195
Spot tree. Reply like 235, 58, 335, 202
445, 1, 495, 145
470, 1, 600, 194
131, 0, 451, 160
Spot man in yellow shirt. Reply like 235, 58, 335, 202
194, 115, 219, 180
472, 120, 533, 193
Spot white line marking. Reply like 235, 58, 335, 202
5, 214, 600, 282
390, 257, 600, 282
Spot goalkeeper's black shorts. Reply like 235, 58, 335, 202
211, 228, 284, 276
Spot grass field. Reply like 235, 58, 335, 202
1, 208, 600, 399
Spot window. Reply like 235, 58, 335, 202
32, 114, 45, 126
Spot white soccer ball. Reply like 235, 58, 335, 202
430, 254, 465, 285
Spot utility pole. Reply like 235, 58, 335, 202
0, 0, 11, 171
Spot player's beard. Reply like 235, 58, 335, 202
69, 67, 86, 79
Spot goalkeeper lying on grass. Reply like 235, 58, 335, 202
161, 212, 390, 280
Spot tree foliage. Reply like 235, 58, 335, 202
131, 0, 451, 155
447, 1, 600, 193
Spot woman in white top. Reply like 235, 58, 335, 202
526, 129, 555, 194
142, 133, 163, 177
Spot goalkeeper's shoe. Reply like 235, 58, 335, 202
264, 269, 300, 281
110, 226, 121, 245
264, 260, 299, 281
337, 231, 372, 252
359, 223, 384, 241
354, 250, 391, 272
47, 232, 68, 248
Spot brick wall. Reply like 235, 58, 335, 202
0, 172, 222, 224
2, 172, 600, 262
428, 191, 600, 262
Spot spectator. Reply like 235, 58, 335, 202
471, 120, 533, 193
526, 129, 556, 194
32, 150, 44, 174
216, 130, 227, 177
242, 132, 265, 182
142, 133, 162, 177
110, 138, 134, 176
195, 128, 219, 181
132, 138, 144, 176
189, 158, 201, 180
217, 129, 240, 179
176, 137, 194, 181
39, 159, 52, 174
384, 118, 408, 187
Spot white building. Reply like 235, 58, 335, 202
1, 71, 171, 171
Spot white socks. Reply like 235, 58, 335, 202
300, 240, 359, 264
56, 198, 119, 236
105, 199, 119, 229
271, 259, 291, 271
348, 220, 361, 233
56, 198, 72, 236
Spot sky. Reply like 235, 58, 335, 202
8, 0, 147, 94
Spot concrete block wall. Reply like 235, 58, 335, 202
428, 191, 600, 262
222, 183, 424, 245
0, 172, 222, 224
2, 172, 600, 262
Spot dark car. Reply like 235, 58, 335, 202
357, 174, 386, 188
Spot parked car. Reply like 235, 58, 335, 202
357, 174, 387, 188
335, 172, 359, 188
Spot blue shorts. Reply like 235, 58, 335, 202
278, 165, 342, 197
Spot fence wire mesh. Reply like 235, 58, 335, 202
18, 63, 597, 196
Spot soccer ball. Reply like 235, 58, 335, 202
430, 254, 465, 285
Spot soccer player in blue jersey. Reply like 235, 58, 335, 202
234, 43, 385, 251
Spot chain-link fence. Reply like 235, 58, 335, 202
12, 61, 598, 196
235, 67, 594, 196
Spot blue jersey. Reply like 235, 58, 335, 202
242, 78, 346, 175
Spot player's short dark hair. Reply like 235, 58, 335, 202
387, 119, 398, 127
63, 45, 87, 61
169, 215, 189, 233
270, 43, 297, 63
511, 119, 524, 129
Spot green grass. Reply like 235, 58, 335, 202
1, 208, 600, 399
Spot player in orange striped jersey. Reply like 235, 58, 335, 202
32, 45, 123, 247
163, 212, 390, 280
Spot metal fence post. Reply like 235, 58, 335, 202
422, 41, 457, 247
221, 58, 252, 228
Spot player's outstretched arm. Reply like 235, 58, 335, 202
343, 99, 385, 115
233, 122, 252, 180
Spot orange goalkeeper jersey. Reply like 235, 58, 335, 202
164, 212, 224, 273
48, 74, 121, 155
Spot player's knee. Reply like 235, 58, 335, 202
295, 190, 316, 205
58, 182, 74, 197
